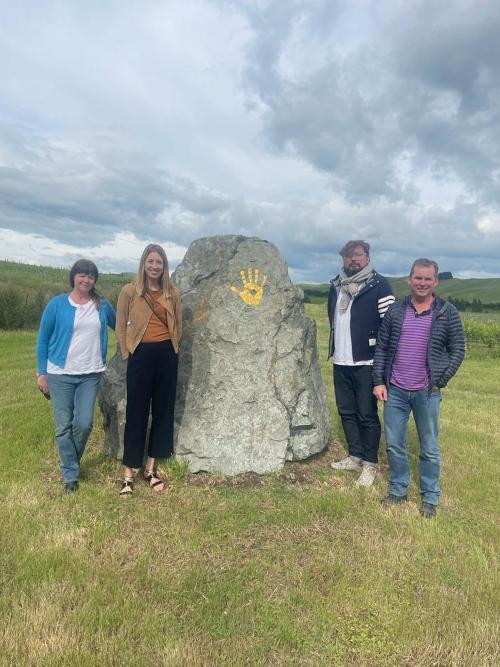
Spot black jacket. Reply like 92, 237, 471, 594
327, 271, 394, 362
372, 295, 465, 389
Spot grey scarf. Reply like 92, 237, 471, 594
333, 262, 374, 313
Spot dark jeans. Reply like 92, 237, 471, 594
123, 339, 178, 469
333, 364, 381, 464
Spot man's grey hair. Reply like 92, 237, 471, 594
410, 258, 439, 278
339, 240, 370, 258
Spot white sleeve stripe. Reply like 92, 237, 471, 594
378, 295, 395, 307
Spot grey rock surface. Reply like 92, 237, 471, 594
99, 351, 128, 460
172, 235, 330, 474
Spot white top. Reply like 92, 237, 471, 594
47, 296, 106, 375
333, 298, 373, 366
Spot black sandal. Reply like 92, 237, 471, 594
119, 478, 134, 495
143, 469, 165, 491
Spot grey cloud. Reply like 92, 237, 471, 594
1, 0, 500, 281
393, 2, 500, 111
0, 126, 231, 246
237, 0, 500, 206
257, 198, 500, 282
2, 120, 498, 281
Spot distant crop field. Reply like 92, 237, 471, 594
300, 276, 500, 310
461, 311, 500, 321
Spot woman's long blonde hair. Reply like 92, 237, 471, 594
136, 244, 172, 296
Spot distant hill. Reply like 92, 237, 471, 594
299, 276, 500, 309
385, 277, 500, 302
0, 260, 134, 294
1, 260, 499, 328
4, 259, 497, 303
0, 260, 135, 329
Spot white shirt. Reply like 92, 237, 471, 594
333, 298, 373, 366
47, 296, 106, 375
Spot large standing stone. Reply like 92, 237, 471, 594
99, 235, 331, 474
172, 235, 330, 474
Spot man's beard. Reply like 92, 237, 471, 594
345, 264, 361, 276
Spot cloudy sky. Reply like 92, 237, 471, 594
1, 0, 499, 281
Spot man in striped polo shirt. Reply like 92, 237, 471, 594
328, 240, 395, 487
373, 259, 465, 517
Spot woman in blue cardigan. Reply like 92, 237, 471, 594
36, 259, 116, 492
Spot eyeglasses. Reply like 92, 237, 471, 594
344, 251, 367, 259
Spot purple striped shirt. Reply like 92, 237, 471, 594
391, 304, 433, 390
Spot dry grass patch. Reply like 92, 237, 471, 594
3, 585, 82, 662
403, 618, 500, 667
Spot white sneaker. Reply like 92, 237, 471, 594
356, 464, 377, 487
330, 455, 363, 471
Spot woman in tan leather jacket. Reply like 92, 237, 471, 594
116, 244, 182, 495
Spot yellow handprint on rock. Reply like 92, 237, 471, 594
230, 268, 267, 306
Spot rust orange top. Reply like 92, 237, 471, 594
142, 290, 170, 342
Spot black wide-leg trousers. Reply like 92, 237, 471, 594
123, 339, 178, 469
333, 363, 381, 464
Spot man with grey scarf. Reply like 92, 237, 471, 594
327, 240, 394, 486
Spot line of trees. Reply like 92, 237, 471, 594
302, 288, 500, 313
446, 297, 500, 312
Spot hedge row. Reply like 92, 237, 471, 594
0, 285, 120, 330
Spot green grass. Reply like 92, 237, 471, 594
0, 311, 499, 666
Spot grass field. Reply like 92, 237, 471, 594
0, 307, 499, 666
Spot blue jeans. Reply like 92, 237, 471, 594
383, 384, 442, 505
47, 373, 102, 483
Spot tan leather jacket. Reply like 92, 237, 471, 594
116, 283, 182, 359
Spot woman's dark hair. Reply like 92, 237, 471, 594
69, 259, 100, 308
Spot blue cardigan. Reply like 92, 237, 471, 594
36, 294, 116, 375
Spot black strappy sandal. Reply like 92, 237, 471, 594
143, 469, 165, 491
119, 478, 134, 496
